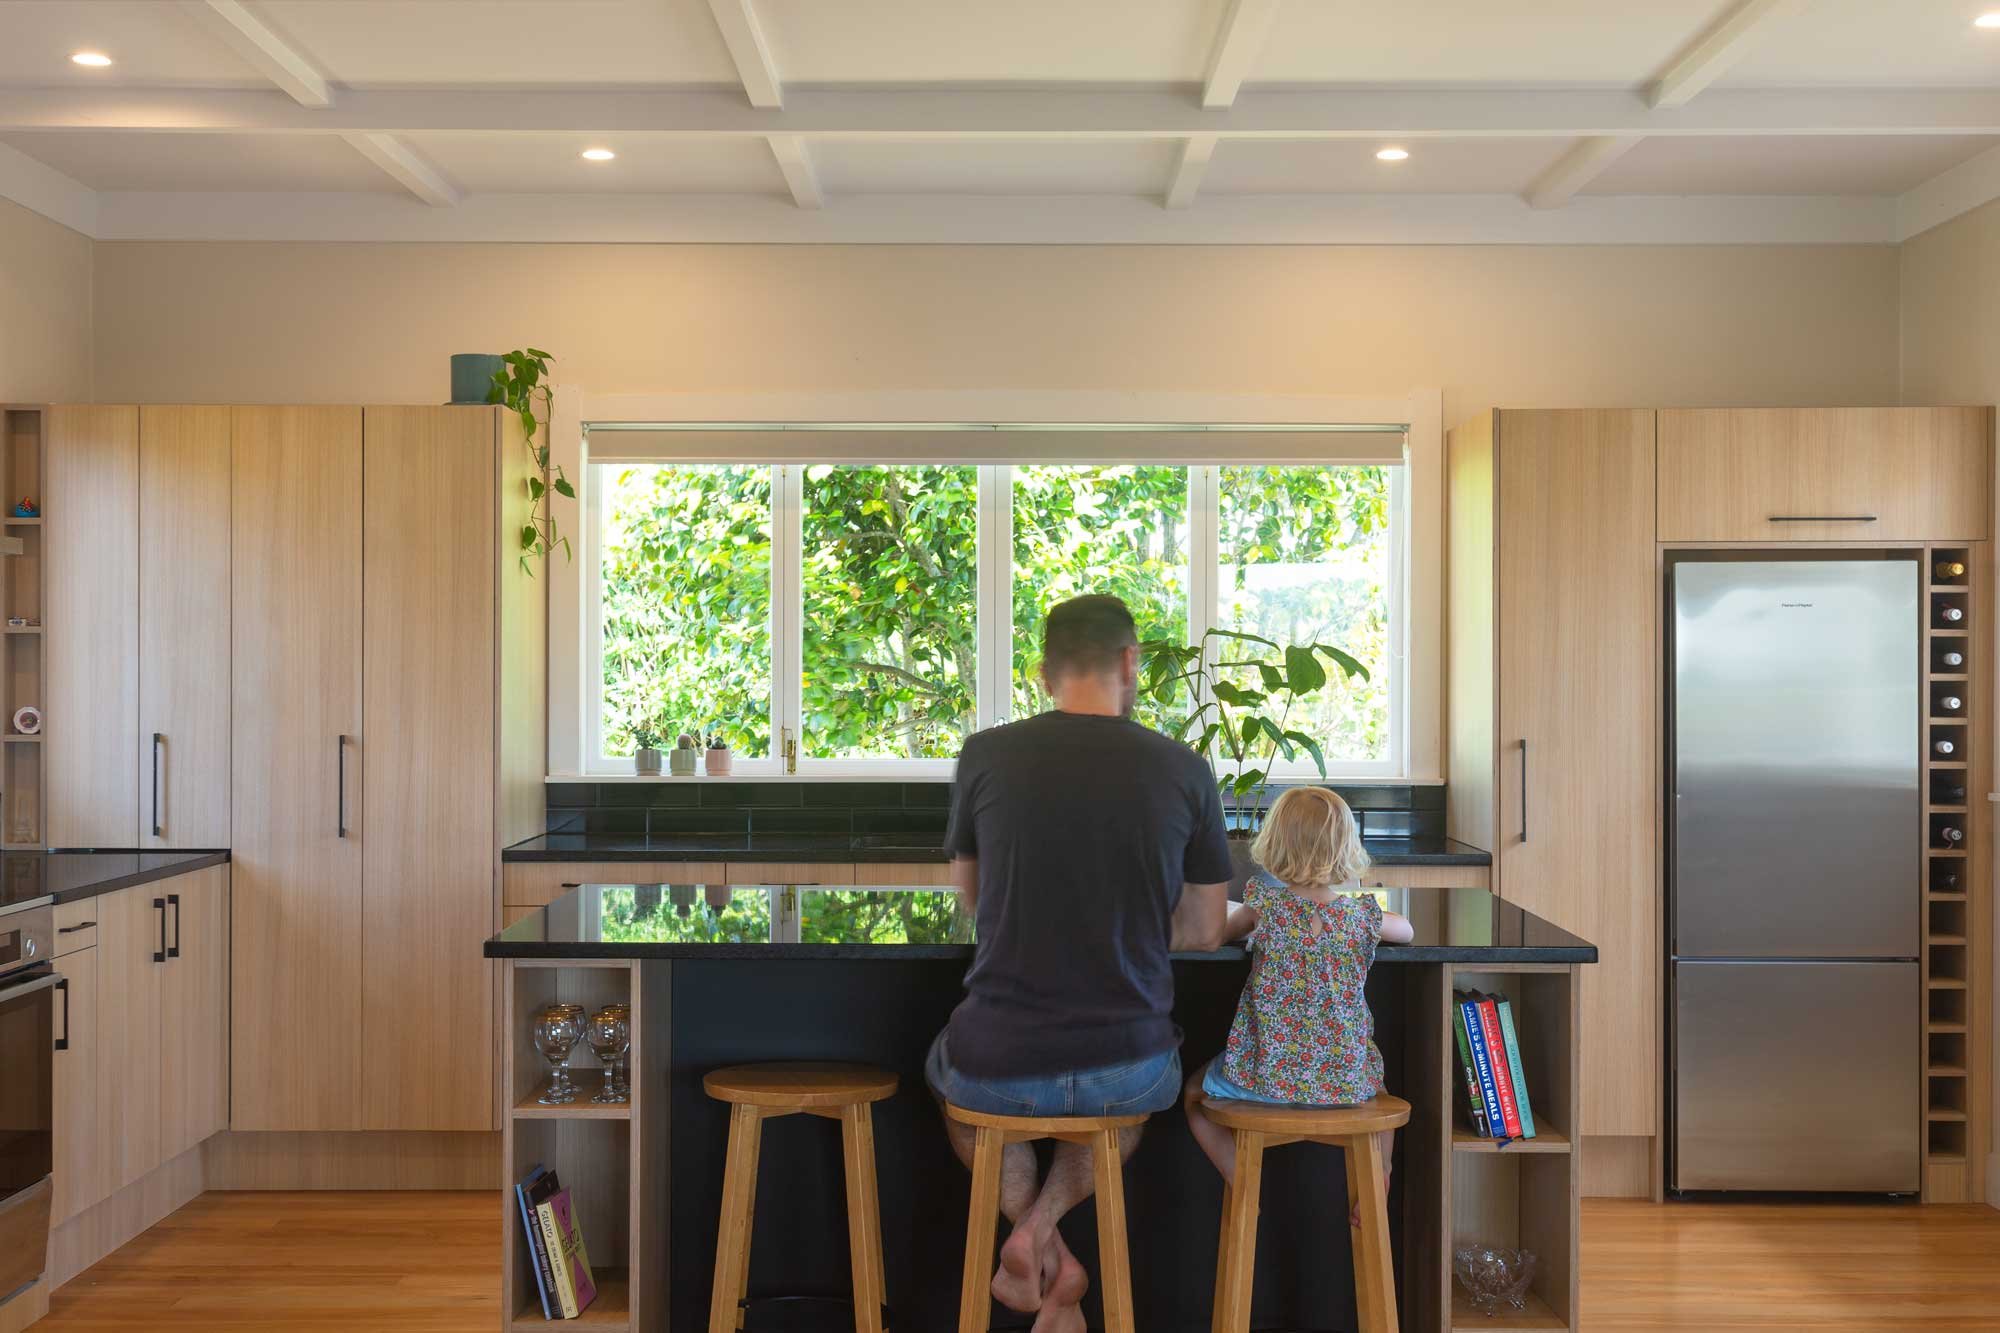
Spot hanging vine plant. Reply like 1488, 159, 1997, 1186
488, 347, 575, 573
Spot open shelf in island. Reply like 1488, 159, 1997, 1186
509, 1266, 630, 1330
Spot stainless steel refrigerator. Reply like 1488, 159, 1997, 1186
1669, 558, 1922, 1193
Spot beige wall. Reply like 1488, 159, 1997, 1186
1901, 202, 2000, 1210
0, 197, 91, 402
92, 242, 1902, 416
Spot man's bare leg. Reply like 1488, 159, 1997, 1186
942, 1112, 1050, 1310
999, 1128, 1142, 1322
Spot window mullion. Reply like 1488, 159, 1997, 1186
1190, 465, 1219, 719
979, 465, 1014, 730
775, 463, 801, 770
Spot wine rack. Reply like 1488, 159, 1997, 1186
0, 406, 41, 850
1921, 544, 1986, 1203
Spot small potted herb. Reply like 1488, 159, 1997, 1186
670, 731, 699, 777
631, 723, 665, 777
703, 732, 733, 777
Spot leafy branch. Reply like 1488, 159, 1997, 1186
488, 348, 576, 575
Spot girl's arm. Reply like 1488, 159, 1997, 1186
1222, 902, 1260, 944
1378, 909, 1415, 945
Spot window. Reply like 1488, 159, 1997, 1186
585, 445, 1404, 778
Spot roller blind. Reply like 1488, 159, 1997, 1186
585, 425, 1407, 465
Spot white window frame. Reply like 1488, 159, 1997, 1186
578, 450, 1407, 781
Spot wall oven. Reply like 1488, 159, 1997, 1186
0, 899, 55, 1311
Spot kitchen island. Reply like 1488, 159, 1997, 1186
486, 884, 1593, 1332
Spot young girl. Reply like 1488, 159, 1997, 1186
1184, 786, 1414, 1208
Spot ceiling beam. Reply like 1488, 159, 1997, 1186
0, 142, 97, 236
1649, 0, 1808, 110
1897, 141, 2000, 241
1201, 0, 1282, 109
705, 0, 784, 109
1523, 135, 1643, 209
179, 0, 332, 108
766, 135, 822, 209
1165, 135, 1219, 208
340, 132, 460, 206
6, 86, 1997, 140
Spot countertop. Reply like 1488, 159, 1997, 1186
486, 882, 1593, 964
500, 831, 1492, 867
0, 849, 230, 911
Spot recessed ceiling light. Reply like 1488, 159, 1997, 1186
70, 51, 113, 67
1978, 11, 2000, 26
1376, 147, 1410, 162
581, 147, 616, 162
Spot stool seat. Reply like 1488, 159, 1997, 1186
944, 1104, 1149, 1333
705, 1063, 897, 1333
704, 1061, 899, 1109
1199, 1093, 1411, 1139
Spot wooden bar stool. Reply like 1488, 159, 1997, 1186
704, 1062, 899, 1333
942, 1104, 1150, 1333
1201, 1094, 1412, 1333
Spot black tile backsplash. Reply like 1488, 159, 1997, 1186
546, 780, 1444, 841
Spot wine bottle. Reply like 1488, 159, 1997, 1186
1938, 605, 1966, 624
1935, 867, 1961, 890
1938, 560, 1966, 579
1935, 738, 1957, 756
1936, 781, 1968, 803
1941, 650, 1966, 669
1938, 825, 1965, 845
1938, 695, 1964, 713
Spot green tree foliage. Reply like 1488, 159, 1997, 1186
599, 461, 1390, 763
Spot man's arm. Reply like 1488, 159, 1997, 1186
1170, 880, 1230, 953
951, 854, 979, 915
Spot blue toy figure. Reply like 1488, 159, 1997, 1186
11, 498, 36, 518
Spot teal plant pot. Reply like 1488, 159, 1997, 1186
450, 353, 504, 405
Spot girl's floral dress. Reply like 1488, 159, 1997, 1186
1219, 874, 1386, 1105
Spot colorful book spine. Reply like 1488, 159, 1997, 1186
1494, 996, 1538, 1139
1458, 993, 1510, 1146
1451, 1000, 1490, 1136
536, 1196, 577, 1317
549, 1187, 598, 1315
515, 1168, 556, 1320
1476, 995, 1525, 1140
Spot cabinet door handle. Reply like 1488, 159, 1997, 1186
151, 732, 164, 838
1767, 514, 1877, 523
57, 920, 95, 934
337, 734, 350, 838
54, 975, 69, 1052
168, 892, 181, 959
153, 897, 167, 963
1518, 739, 1529, 843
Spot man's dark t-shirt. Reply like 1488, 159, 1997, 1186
941, 709, 1233, 1078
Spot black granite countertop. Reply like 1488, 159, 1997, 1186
485, 883, 1592, 964
0, 849, 230, 911
500, 831, 1491, 867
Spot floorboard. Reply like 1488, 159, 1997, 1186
27, 1192, 2000, 1330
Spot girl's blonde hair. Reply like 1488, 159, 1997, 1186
1250, 786, 1370, 888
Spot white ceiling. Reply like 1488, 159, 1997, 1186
1, 0, 1999, 244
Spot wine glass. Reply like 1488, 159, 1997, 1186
599, 1002, 632, 1097
586, 1008, 632, 1104
531, 1003, 584, 1104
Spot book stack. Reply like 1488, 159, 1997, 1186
516, 1164, 598, 1320
1452, 989, 1537, 1147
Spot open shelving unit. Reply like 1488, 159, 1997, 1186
500, 959, 667, 1333
0, 406, 42, 850
1920, 543, 1989, 1203
1406, 961, 1582, 1332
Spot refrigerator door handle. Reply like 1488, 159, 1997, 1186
1518, 739, 1528, 842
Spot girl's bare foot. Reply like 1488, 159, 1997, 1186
1349, 1165, 1393, 1229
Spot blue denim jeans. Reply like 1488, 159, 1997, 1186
925, 1030, 1182, 1118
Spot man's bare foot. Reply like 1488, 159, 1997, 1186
1028, 1245, 1089, 1333
992, 1222, 1047, 1313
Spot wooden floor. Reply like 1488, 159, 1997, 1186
29, 1193, 2000, 1330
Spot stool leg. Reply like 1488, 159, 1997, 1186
1211, 1131, 1265, 1333
1090, 1128, 1136, 1333
956, 1125, 1004, 1333
1344, 1132, 1398, 1333
840, 1104, 887, 1333
708, 1104, 765, 1333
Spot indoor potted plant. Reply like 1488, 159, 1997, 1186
1140, 629, 1367, 891
704, 732, 733, 777
670, 731, 699, 776
631, 723, 665, 777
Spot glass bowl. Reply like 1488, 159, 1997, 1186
1452, 1245, 1537, 1315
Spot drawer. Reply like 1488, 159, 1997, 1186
851, 861, 953, 886
724, 862, 855, 885
501, 860, 726, 906
52, 898, 99, 956
1360, 864, 1490, 891
1657, 407, 1991, 543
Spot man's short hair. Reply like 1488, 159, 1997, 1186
1042, 594, 1138, 680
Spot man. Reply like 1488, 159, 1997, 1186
926, 594, 1233, 1332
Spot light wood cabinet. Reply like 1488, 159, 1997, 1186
51, 944, 101, 1225
1448, 409, 1659, 1143
138, 406, 231, 848
230, 405, 364, 1131
46, 405, 139, 849
1657, 407, 1992, 543
159, 865, 230, 1159
95, 883, 164, 1193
